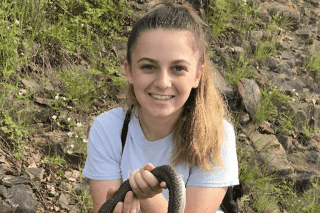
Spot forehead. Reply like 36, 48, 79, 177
132, 29, 199, 60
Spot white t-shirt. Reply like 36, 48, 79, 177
83, 107, 239, 213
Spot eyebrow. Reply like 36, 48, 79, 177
137, 57, 190, 66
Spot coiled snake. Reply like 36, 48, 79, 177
98, 165, 186, 213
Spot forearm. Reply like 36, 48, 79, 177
139, 193, 168, 213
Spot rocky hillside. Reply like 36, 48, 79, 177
0, 0, 319, 212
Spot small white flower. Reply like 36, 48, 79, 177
70, 144, 74, 149
67, 117, 71, 121
67, 150, 73, 154
292, 89, 296, 92
83, 139, 88, 143
55, 95, 59, 100
15, 20, 19, 25
63, 97, 66, 101
292, 99, 295, 102
269, 91, 272, 94
75, 135, 78, 138
295, 92, 299, 96
81, 24, 84, 27
52, 115, 57, 120
274, 86, 277, 89
18, 90, 23, 95
76, 122, 83, 127
67, 132, 73, 137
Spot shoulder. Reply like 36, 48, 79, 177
223, 119, 234, 134
88, 107, 127, 144
91, 107, 126, 130
94, 107, 126, 124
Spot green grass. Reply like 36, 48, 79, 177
224, 53, 257, 87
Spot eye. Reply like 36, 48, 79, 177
141, 64, 155, 71
173, 65, 186, 72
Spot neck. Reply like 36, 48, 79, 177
138, 108, 181, 141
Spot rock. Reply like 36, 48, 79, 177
1, 175, 30, 187
239, 112, 250, 125
211, 68, 235, 100
0, 164, 9, 179
288, 151, 320, 175
0, 185, 9, 199
258, 121, 275, 134
7, 184, 37, 213
295, 28, 313, 40
276, 134, 294, 152
0, 204, 14, 213
312, 105, 320, 129
293, 110, 308, 132
21, 78, 41, 93
291, 172, 320, 193
25, 168, 45, 182
58, 193, 70, 210
249, 132, 293, 175
238, 78, 262, 118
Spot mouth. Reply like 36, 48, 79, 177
149, 93, 174, 100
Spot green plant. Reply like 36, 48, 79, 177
0, 108, 29, 158
254, 40, 279, 61
224, 53, 256, 87
206, 0, 258, 37
56, 169, 65, 180
74, 167, 93, 211
44, 155, 66, 165
271, 14, 293, 30
57, 68, 105, 110
253, 86, 296, 128
305, 50, 320, 73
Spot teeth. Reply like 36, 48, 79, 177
150, 94, 173, 100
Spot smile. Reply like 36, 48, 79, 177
149, 93, 174, 100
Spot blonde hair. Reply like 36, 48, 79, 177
125, 0, 225, 171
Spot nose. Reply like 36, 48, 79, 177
154, 69, 172, 89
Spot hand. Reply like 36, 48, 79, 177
106, 187, 140, 213
129, 163, 167, 200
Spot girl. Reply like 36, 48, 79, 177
83, 1, 239, 212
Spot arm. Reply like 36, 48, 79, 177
129, 164, 227, 213
185, 186, 227, 213
138, 185, 227, 213
91, 179, 121, 213
91, 179, 140, 213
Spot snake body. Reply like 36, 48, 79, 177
98, 165, 186, 213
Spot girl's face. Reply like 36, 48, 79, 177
125, 29, 203, 120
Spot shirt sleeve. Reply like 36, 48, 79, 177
82, 109, 124, 180
186, 121, 239, 187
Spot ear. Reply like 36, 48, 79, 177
192, 64, 203, 88
124, 60, 133, 84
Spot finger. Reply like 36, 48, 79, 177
136, 201, 140, 213
130, 197, 140, 213
140, 170, 161, 191
106, 187, 118, 200
142, 163, 155, 171
122, 191, 134, 212
160, 181, 167, 189
113, 202, 123, 213
129, 172, 144, 195
134, 171, 151, 194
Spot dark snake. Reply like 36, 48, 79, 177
98, 165, 186, 213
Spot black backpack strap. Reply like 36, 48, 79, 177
121, 107, 133, 153
220, 186, 239, 213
